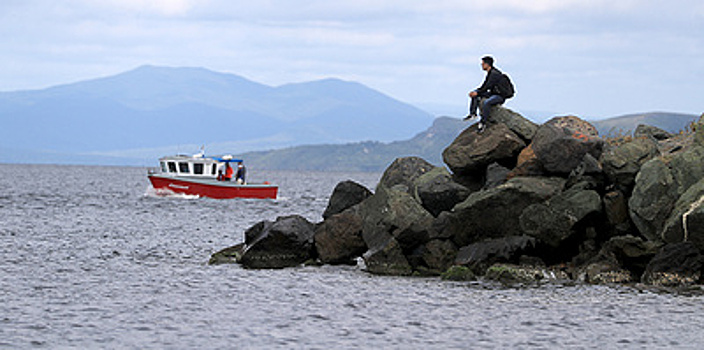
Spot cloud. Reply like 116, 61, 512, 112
0, 1, 702, 118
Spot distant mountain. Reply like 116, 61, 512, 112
236, 116, 467, 172
591, 112, 699, 136
0, 65, 432, 164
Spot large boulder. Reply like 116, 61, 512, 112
363, 236, 413, 276
661, 178, 704, 247
531, 117, 605, 174
483, 162, 511, 190
443, 177, 565, 247
209, 243, 245, 265
641, 242, 704, 286
520, 188, 602, 249
488, 105, 539, 141
454, 235, 539, 275
600, 137, 660, 193
629, 146, 704, 242
412, 167, 471, 217
314, 209, 366, 265
358, 186, 434, 274
322, 180, 372, 219
442, 123, 526, 176
628, 158, 678, 242
377, 156, 435, 193
239, 215, 317, 269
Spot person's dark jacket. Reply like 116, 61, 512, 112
475, 67, 503, 96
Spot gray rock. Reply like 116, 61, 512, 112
580, 235, 661, 282
532, 121, 605, 174
359, 186, 434, 255
377, 156, 435, 193
600, 137, 660, 193
208, 243, 245, 265
420, 239, 458, 274
362, 236, 413, 276
603, 190, 633, 235
488, 105, 539, 141
412, 167, 471, 217
483, 162, 511, 190
661, 178, 704, 247
442, 123, 525, 176
240, 215, 317, 269
444, 177, 565, 247
441, 266, 477, 281
520, 188, 602, 248
322, 180, 372, 219
634, 124, 673, 140
455, 235, 538, 274
641, 242, 704, 286
315, 209, 366, 265
629, 146, 704, 242
485, 263, 569, 285
629, 158, 678, 242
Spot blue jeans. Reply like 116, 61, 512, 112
469, 93, 505, 123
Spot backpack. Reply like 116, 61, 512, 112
498, 73, 515, 99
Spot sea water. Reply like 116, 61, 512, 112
1, 164, 704, 349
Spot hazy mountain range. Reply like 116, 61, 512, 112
0, 65, 699, 170
0, 65, 432, 165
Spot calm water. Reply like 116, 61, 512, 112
2, 164, 704, 349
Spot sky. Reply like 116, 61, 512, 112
1, 0, 702, 119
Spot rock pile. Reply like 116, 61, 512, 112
211, 107, 704, 288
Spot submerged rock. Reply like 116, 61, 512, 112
485, 263, 569, 285
322, 180, 372, 219
441, 266, 477, 281
239, 215, 316, 269
208, 243, 245, 265
454, 236, 539, 275
642, 242, 704, 286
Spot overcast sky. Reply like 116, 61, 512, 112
1, 0, 702, 119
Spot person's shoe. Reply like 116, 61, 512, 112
477, 122, 486, 134
463, 114, 478, 121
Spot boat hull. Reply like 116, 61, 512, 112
148, 174, 278, 199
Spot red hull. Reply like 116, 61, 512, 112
148, 175, 278, 199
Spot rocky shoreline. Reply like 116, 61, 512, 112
211, 107, 704, 290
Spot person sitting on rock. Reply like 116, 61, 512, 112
465, 56, 515, 133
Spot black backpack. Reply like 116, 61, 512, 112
498, 73, 515, 99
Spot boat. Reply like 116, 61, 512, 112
147, 153, 278, 199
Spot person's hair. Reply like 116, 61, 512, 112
482, 56, 494, 67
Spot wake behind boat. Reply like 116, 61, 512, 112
147, 153, 278, 199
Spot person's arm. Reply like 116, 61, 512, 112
475, 69, 501, 95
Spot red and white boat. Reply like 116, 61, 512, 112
147, 153, 278, 199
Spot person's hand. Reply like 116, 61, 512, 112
469, 91, 478, 98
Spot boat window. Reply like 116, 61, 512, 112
211, 164, 217, 175
160, 162, 167, 173
193, 163, 204, 175
167, 162, 177, 173
178, 162, 190, 174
